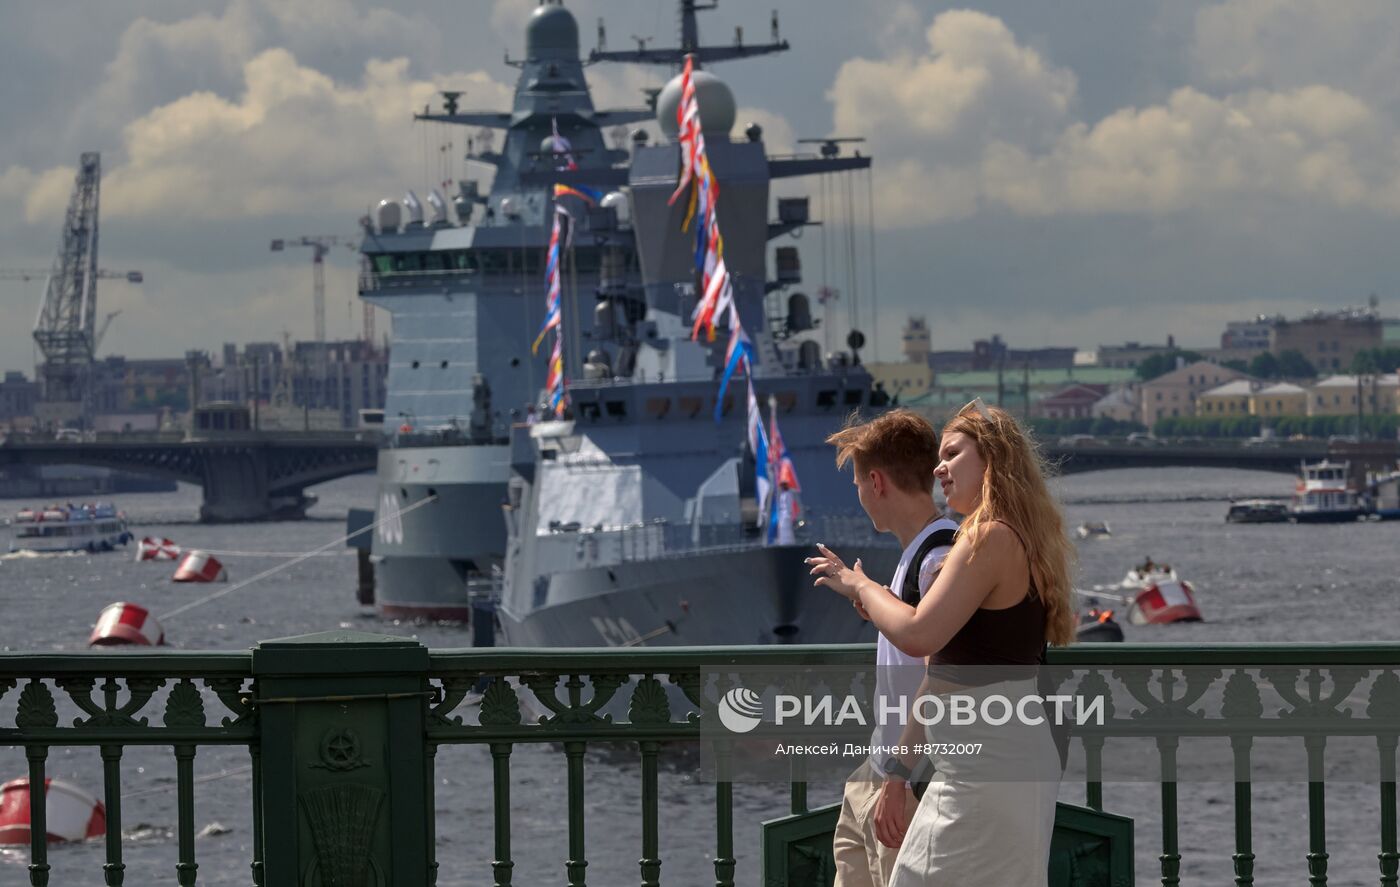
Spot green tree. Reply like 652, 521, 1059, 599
1350, 350, 1381, 375
1135, 350, 1205, 381
1276, 349, 1317, 380
1247, 351, 1281, 379
1220, 359, 1249, 373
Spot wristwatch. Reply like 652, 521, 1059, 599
883, 757, 913, 781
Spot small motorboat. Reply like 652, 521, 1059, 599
1226, 500, 1290, 523
1120, 561, 1202, 625
1075, 599, 1124, 642
1075, 521, 1112, 539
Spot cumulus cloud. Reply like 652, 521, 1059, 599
69, 0, 446, 154
831, 11, 1076, 157
71, 49, 512, 221
1193, 0, 1400, 108
828, 7, 1400, 225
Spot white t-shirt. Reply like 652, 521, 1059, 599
870, 516, 960, 776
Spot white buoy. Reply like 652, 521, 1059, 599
89, 602, 165, 646
172, 550, 227, 583
0, 778, 106, 845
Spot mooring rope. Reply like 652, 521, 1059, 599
176, 549, 351, 558
158, 495, 438, 621
122, 764, 253, 800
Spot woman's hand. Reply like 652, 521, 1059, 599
807, 543, 870, 602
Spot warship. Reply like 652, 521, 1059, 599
360, 0, 900, 644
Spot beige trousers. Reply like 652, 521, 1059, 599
833, 761, 919, 887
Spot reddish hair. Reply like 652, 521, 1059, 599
825, 409, 938, 495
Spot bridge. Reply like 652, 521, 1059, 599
1041, 439, 1397, 479
0, 431, 378, 522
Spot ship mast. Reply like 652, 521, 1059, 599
589, 0, 789, 68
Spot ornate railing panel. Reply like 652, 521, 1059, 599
2, 640, 1398, 885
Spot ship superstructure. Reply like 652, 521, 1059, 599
358, 2, 651, 617
361, 0, 891, 638
494, 5, 898, 645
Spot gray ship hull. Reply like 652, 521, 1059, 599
497, 543, 900, 646
372, 444, 509, 620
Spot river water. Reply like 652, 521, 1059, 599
1, 467, 1395, 885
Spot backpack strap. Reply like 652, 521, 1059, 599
900, 528, 957, 606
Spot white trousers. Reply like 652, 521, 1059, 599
888, 678, 1059, 887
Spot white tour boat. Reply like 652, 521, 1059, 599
9, 503, 133, 554
1290, 460, 1366, 523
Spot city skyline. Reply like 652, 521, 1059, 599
4, 0, 1400, 372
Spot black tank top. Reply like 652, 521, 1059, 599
928, 521, 1046, 679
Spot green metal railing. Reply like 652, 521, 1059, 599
2, 636, 1398, 885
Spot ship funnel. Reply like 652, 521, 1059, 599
402, 190, 425, 226
427, 188, 450, 226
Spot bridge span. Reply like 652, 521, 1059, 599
0, 432, 378, 522
1041, 440, 1396, 479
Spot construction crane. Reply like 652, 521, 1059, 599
95, 310, 122, 351
269, 236, 359, 345
25, 152, 143, 427
0, 269, 142, 283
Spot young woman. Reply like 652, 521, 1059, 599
810, 400, 1075, 886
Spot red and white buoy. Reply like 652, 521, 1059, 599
0, 778, 105, 845
136, 537, 181, 561
89, 602, 165, 646
172, 550, 226, 583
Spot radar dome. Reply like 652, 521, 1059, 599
656, 70, 737, 139
526, 3, 579, 59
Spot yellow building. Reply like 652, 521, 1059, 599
1140, 361, 1248, 426
1197, 380, 1257, 417
1250, 382, 1308, 418
864, 360, 933, 402
1306, 374, 1399, 416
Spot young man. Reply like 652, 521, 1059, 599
816, 409, 959, 887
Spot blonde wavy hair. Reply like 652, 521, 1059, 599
943, 402, 1076, 647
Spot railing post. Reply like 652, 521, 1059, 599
251, 630, 431, 886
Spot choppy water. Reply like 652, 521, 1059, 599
0, 468, 1395, 885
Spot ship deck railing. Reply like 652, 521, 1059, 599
534, 512, 887, 567
2, 640, 1398, 885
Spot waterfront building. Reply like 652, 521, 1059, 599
1090, 337, 1180, 370
1197, 379, 1260, 417
863, 360, 932, 402
0, 371, 39, 422
903, 366, 1134, 420
90, 356, 191, 414
199, 339, 388, 430
1250, 382, 1308, 418
1270, 308, 1382, 373
927, 333, 1076, 372
1304, 373, 1399, 417
1140, 360, 1248, 427
901, 315, 930, 364
864, 317, 936, 401
1033, 383, 1109, 419
1220, 316, 1280, 353
1092, 384, 1141, 424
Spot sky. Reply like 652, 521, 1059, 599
4, 0, 1400, 371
